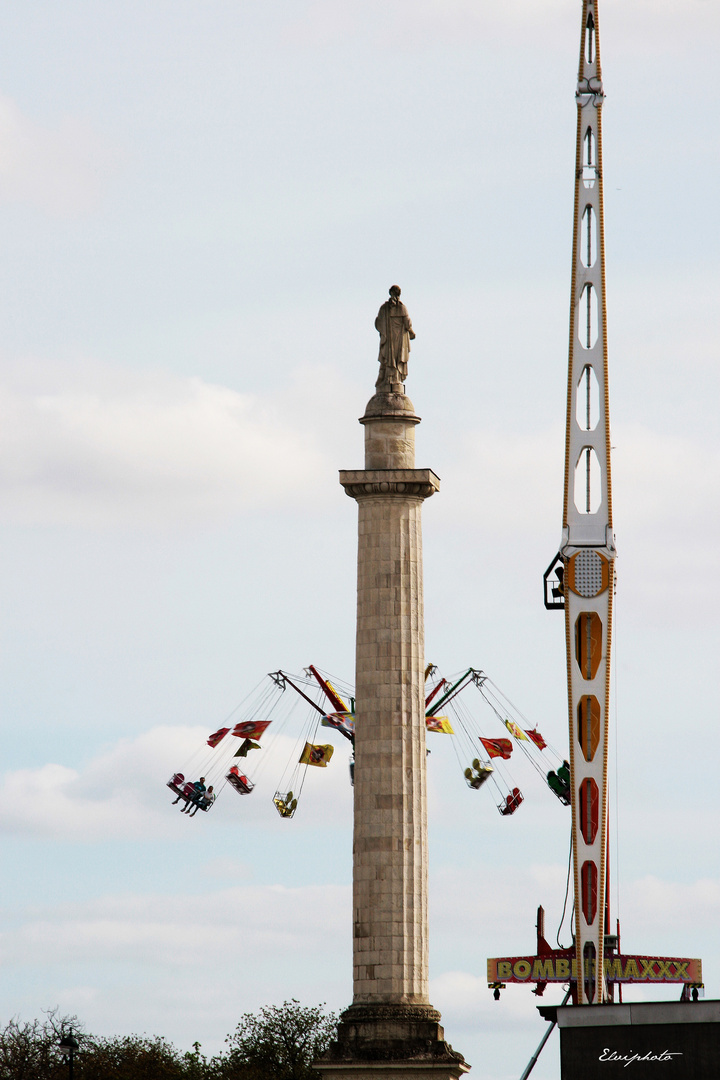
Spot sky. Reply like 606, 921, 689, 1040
0, 1, 718, 1078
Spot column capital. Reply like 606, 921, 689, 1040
339, 469, 440, 501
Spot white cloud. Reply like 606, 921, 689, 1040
0, 95, 122, 216
0, 883, 349, 969
435, 418, 720, 624
0, 720, 353, 842
282, 0, 718, 52
620, 877, 720, 954
0, 882, 352, 1054
0, 727, 198, 841
0, 358, 336, 526
613, 426, 720, 533
431, 970, 550, 1034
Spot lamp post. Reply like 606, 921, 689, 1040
59, 1029, 79, 1080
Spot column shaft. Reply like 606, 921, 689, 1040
353, 492, 428, 1004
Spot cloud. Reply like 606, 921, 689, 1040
0, 718, 353, 842
611, 425, 720, 619
0, 883, 350, 969
431, 970, 549, 1034
281, 0, 719, 52
0, 882, 352, 1052
0, 358, 337, 526
434, 418, 720, 625
0, 95, 122, 216
619, 877, 720, 955
281, 0, 574, 49
0, 727, 199, 841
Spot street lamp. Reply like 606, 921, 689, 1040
59, 1028, 79, 1080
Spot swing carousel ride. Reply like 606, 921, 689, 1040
166, 662, 570, 821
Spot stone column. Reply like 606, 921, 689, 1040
315, 373, 469, 1078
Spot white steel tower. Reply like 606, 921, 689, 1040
560, 0, 615, 1005
489, 0, 702, 1013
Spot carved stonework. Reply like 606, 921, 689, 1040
341, 480, 438, 499
339, 470, 440, 502
315, 1002, 469, 1077
362, 390, 418, 420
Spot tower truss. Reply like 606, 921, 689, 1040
562, 0, 615, 1005
487, 0, 702, 1013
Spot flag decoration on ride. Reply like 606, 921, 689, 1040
525, 728, 547, 751
426, 716, 454, 734
232, 720, 271, 740
324, 680, 349, 712
299, 742, 335, 767
207, 727, 230, 747
504, 719, 529, 742
321, 712, 355, 739
234, 738, 261, 758
479, 737, 513, 760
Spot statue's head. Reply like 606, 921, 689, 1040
389, 285, 401, 298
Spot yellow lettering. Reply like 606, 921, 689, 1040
532, 959, 555, 980
556, 958, 570, 978
624, 959, 640, 979
656, 960, 673, 980
640, 958, 657, 980
604, 958, 623, 980
497, 961, 512, 980
513, 960, 532, 980
571, 958, 578, 977
674, 961, 689, 980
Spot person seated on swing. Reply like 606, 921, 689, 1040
547, 760, 571, 804
181, 777, 206, 813
273, 791, 297, 817
464, 758, 493, 790
227, 766, 253, 793
500, 787, 523, 816
171, 777, 193, 805
188, 785, 215, 817
556, 760, 571, 801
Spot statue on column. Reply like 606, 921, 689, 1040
375, 285, 415, 391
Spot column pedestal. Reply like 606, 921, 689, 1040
314, 1003, 468, 1079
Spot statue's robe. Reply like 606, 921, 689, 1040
375, 298, 414, 388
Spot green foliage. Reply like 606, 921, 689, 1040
220, 1000, 338, 1080
0, 1002, 337, 1080
76, 1034, 188, 1080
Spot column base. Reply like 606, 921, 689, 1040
314, 1003, 470, 1079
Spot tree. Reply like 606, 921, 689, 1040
0, 1016, 193, 1080
0, 1012, 81, 1080
218, 1000, 338, 1080
0, 1001, 337, 1080
75, 1034, 188, 1080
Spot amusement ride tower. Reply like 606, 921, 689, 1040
557, 0, 615, 1006
489, 0, 703, 1019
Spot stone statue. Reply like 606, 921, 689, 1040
375, 285, 415, 390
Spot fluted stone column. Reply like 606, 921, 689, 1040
315, 341, 469, 1077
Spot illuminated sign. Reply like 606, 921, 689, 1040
487, 954, 702, 985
